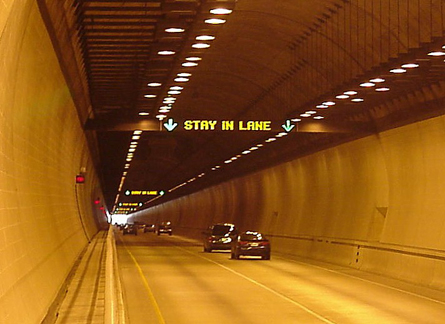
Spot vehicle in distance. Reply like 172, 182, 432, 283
231, 231, 270, 260
203, 223, 238, 252
123, 224, 138, 235
143, 224, 156, 233
157, 221, 172, 235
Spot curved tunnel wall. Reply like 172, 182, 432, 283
132, 114, 445, 290
0, 1, 106, 323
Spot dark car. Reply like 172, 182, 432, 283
143, 224, 156, 233
203, 223, 238, 252
157, 221, 172, 235
231, 231, 270, 260
123, 224, 138, 235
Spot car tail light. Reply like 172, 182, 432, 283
239, 241, 249, 245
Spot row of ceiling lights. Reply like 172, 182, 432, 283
112, 130, 142, 212
294, 45, 445, 122
163, 44, 445, 199
112, 7, 234, 213
139, 8, 233, 119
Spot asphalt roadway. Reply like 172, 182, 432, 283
115, 229, 445, 324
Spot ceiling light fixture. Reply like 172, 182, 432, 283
316, 105, 328, 109
291, 118, 301, 122
156, 114, 167, 120
158, 50, 175, 55
351, 98, 364, 102
168, 90, 181, 95
390, 68, 406, 73
165, 27, 185, 33
192, 43, 211, 49
175, 77, 190, 82
360, 82, 375, 87
300, 113, 311, 117
205, 18, 226, 24
336, 94, 349, 99
170, 86, 184, 90
375, 87, 390, 92
177, 73, 191, 77
369, 78, 385, 83
314, 116, 324, 120
186, 57, 202, 61
147, 82, 162, 87
182, 62, 198, 67
428, 51, 445, 56
210, 8, 233, 15
138, 112, 149, 116
322, 101, 336, 106
344, 90, 358, 95
144, 94, 156, 98
196, 35, 215, 41
401, 63, 419, 68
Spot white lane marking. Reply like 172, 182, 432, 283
276, 255, 445, 306
176, 246, 336, 324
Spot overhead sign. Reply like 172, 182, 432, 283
118, 202, 143, 207
163, 118, 296, 133
124, 190, 165, 196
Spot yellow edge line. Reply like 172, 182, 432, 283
123, 242, 166, 324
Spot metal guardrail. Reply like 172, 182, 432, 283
105, 225, 126, 324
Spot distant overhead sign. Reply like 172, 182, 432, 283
124, 190, 165, 196
163, 119, 295, 133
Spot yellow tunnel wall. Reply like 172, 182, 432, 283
132, 115, 445, 291
0, 1, 107, 323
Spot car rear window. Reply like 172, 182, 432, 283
240, 233, 265, 241
211, 225, 232, 235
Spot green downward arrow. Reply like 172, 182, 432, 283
163, 118, 178, 132
282, 119, 295, 133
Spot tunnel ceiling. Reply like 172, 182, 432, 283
41, 0, 445, 212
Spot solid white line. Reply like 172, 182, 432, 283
176, 246, 336, 324
276, 255, 445, 306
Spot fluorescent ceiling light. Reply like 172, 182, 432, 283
144, 94, 156, 98
360, 82, 375, 87
147, 82, 161, 87
192, 43, 211, 49
390, 68, 406, 73
375, 87, 390, 92
401, 63, 419, 68
177, 73, 191, 77
182, 62, 198, 67
205, 18, 226, 24
369, 78, 385, 83
196, 35, 215, 41
323, 101, 336, 106
168, 91, 181, 95
175, 77, 190, 82
165, 27, 185, 33
138, 112, 149, 116
210, 8, 233, 15
336, 95, 349, 99
344, 90, 357, 95
186, 57, 202, 61
351, 98, 364, 102
428, 51, 445, 56
170, 86, 184, 90
158, 50, 175, 55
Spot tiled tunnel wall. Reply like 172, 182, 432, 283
0, 1, 106, 323
131, 115, 445, 291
